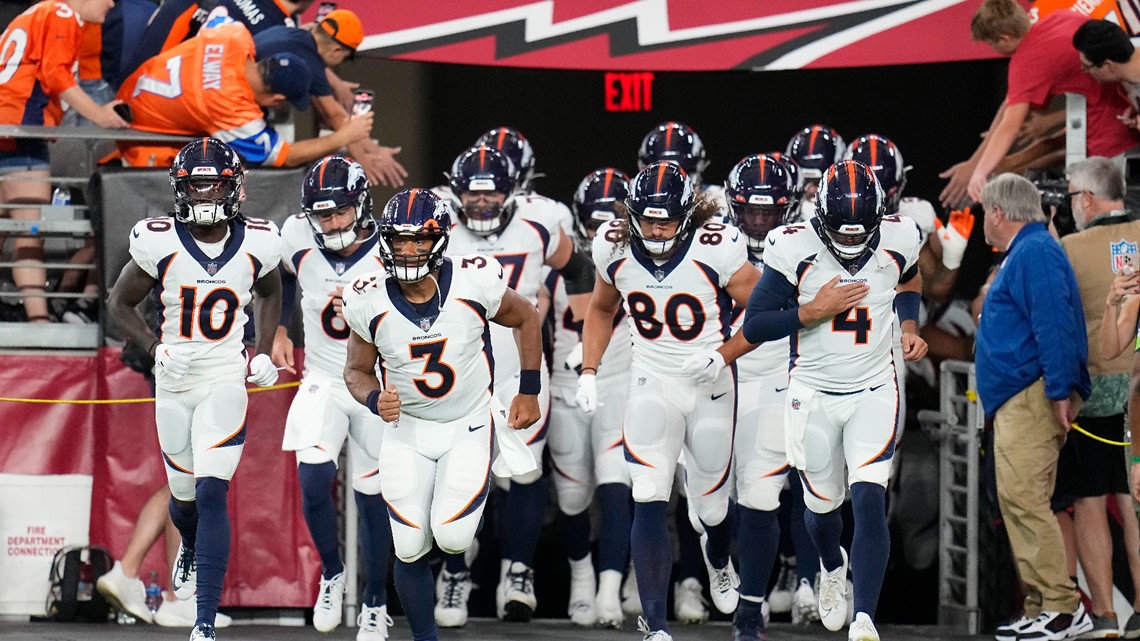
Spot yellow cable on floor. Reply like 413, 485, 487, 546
1070, 422, 1131, 447
0, 381, 299, 404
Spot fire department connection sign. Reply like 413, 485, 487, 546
0, 474, 92, 616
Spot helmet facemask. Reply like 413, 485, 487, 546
305, 191, 376, 251
629, 207, 690, 257
459, 188, 516, 237
732, 202, 789, 253
175, 176, 241, 226
378, 229, 447, 283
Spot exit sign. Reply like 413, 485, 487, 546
604, 72, 654, 112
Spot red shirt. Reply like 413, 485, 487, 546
1008, 9, 1140, 157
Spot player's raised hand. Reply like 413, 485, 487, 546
246, 353, 278, 387
155, 343, 193, 379
901, 332, 928, 361
508, 393, 541, 430
331, 286, 345, 320
377, 385, 401, 422
936, 208, 974, 270
575, 373, 598, 414
271, 326, 295, 375
802, 276, 869, 325
682, 349, 725, 385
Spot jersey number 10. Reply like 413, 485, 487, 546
179, 286, 240, 340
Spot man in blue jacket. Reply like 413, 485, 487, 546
976, 173, 1093, 641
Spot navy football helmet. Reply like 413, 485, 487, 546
637, 121, 710, 187
767, 151, 806, 202
475, 126, 536, 192
844, 134, 908, 213
816, 160, 886, 263
301, 155, 376, 251
377, 188, 453, 283
170, 137, 245, 226
785, 124, 846, 180
572, 168, 630, 240
448, 145, 519, 237
626, 161, 696, 256
725, 154, 796, 253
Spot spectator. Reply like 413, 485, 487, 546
0, 0, 128, 323
975, 173, 1093, 641
115, 18, 371, 169
254, 10, 407, 186
938, 0, 1140, 207
1072, 19, 1140, 130
1056, 157, 1140, 638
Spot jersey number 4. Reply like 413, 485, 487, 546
832, 307, 871, 344
409, 339, 456, 399
179, 286, 239, 340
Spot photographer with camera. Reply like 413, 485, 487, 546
1056, 157, 1140, 638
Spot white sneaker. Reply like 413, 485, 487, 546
596, 569, 624, 628
768, 555, 795, 614
312, 572, 346, 632
153, 593, 232, 628
568, 556, 597, 627
434, 570, 472, 628
638, 615, 674, 640
1017, 603, 1094, 641
501, 561, 537, 622
994, 614, 1036, 641
171, 543, 197, 601
817, 549, 850, 632
622, 565, 643, 617
792, 577, 819, 625
356, 604, 393, 641
700, 533, 740, 615
96, 561, 153, 624
673, 577, 709, 624
849, 612, 881, 641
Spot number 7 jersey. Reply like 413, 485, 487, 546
763, 215, 921, 392
129, 216, 283, 390
592, 220, 747, 377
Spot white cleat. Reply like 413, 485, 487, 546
768, 555, 795, 614
312, 572, 346, 632
501, 561, 537, 622
849, 612, 881, 641
568, 555, 598, 627
434, 570, 472, 628
189, 623, 215, 641
96, 561, 153, 624
356, 604, 393, 641
595, 569, 625, 629
700, 533, 740, 615
792, 577, 820, 625
638, 615, 674, 640
171, 543, 197, 601
673, 577, 709, 624
817, 549, 850, 632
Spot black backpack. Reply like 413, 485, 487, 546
45, 546, 113, 623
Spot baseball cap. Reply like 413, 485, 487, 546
318, 9, 364, 54
263, 52, 312, 111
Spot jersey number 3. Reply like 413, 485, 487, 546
409, 339, 456, 399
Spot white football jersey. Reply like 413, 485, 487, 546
129, 216, 283, 391
280, 214, 386, 380
593, 219, 747, 376
733, 251, 790, 381
543, 267, 631, 391
341, 256, 508, 423
447, 194, 563, 379
763, 215, 922, 392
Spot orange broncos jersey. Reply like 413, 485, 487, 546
0, 1, 83, 131
1028, 0, 1119, 22
117, 22, 291, 168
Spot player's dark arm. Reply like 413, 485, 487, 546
546, 229, 595, 321
344, 330, 382, 407
491, 288, 543, 373
107, 261, 161, 355
579, 275, 622, 373
251, 267, 283, 356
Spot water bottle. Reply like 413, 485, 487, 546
145, 570, 162, 614
51, 187, 70, 206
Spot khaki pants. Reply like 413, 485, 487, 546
994, 379, 1079, 614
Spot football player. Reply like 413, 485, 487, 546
707, 160, 928, 641
578, 161, 761, 641
785, 124, 846, 221
272, 156, 392, 639
342, 188, 544, 641
637, 121, 725, 215
541, 168, 634, 627
438, 144, 595, 624
107, 138, 284, 641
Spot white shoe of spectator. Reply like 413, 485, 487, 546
817, 549, 849, 632
673, 577, 709, 624
153, 593, 232, 628
1017, 603, 1094, 641
96, 561, 153, 624
356, 604, 393, 641
312, 572, 345, 632
596, 569, 624, 628
568, 555, 597, 627
434, 569, 472, 628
